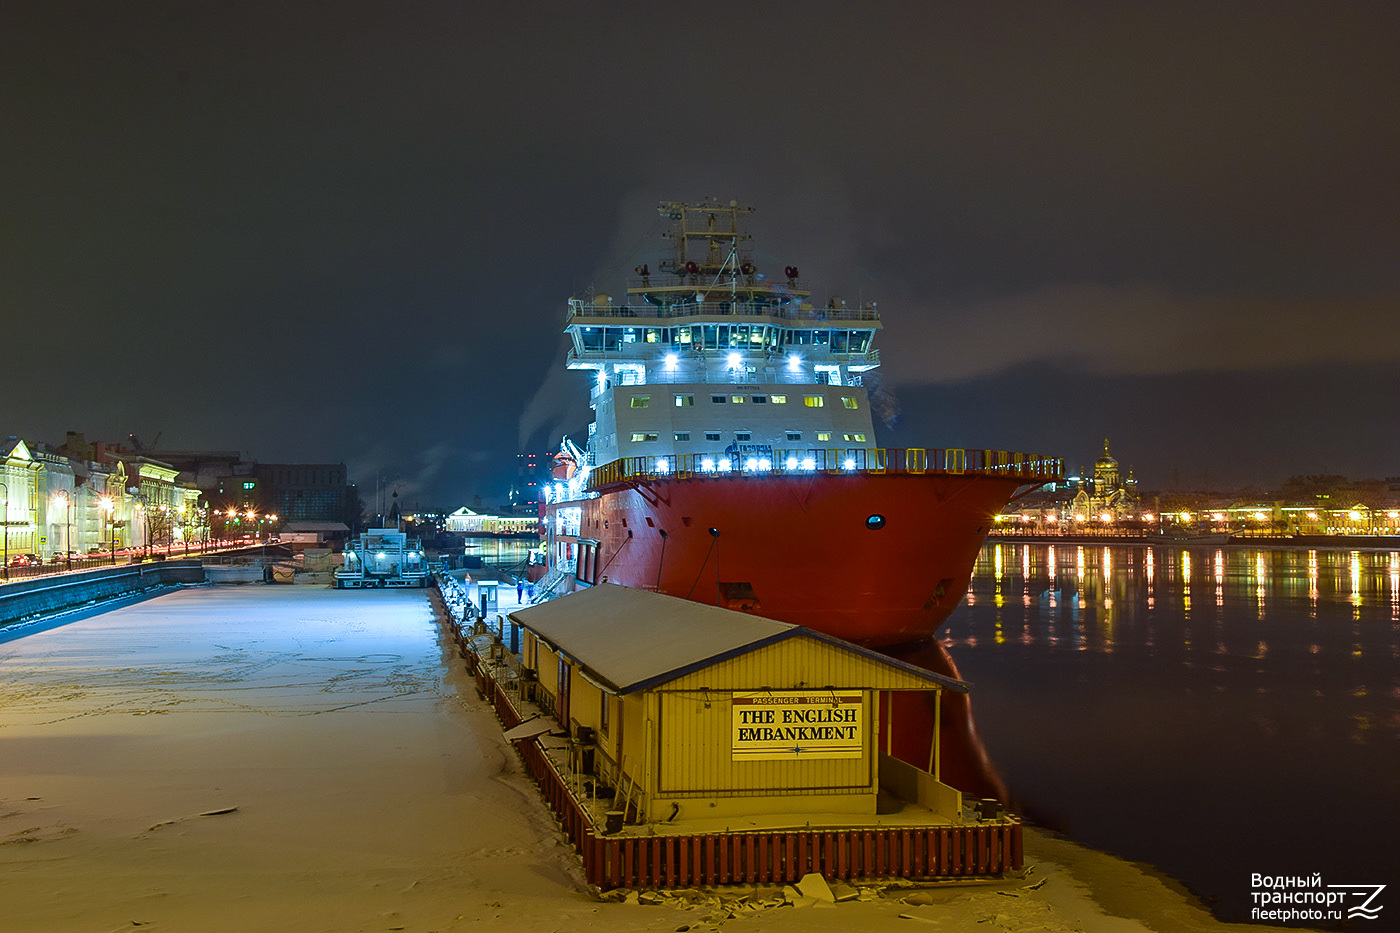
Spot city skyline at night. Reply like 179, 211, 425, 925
5, 2, 1397, 504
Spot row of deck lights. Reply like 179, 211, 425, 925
658, 455, 857, 474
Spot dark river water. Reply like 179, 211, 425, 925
944, 541, 1400, 925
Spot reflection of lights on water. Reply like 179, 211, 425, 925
1308, 549, 1319, 615
1255, 553, 1267, 612
1182, 551, 1192, 616
1390, 552, 1399, 621
1351, 551, 1363, 608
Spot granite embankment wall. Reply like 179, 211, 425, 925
0, 561, 206, 631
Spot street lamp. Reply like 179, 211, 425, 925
99, 495, 116, 565
1, 482, 8, 581
50, 490, 73, 570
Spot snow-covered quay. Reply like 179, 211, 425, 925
1, 584, 1279, 932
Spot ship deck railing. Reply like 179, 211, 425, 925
587, 448, 1064, 492
568, 297, 882, 325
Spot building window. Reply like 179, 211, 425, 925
730, 395, 745, 404
675, 432, 690, 442
705, 432, 721, 442
804, 396, 824, 408
786, 432, 801, 441
629, 432, 659, 442
736, 432, 751, 442
675, 394, 694, 407
631, 396, 651, 408
842, 396, 858, 409
771, 395, 787, 404
843, 433, 867, 442
752, 395, 767, 404
711, 395, 727, 404
817, 432, 832, 441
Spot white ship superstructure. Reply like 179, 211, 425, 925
566, 199, 884, 471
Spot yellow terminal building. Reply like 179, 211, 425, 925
469, 584, 1020, 888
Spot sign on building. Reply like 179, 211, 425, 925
731, 691, 863, 760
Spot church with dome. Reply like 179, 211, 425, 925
1068, 439, 1140, 520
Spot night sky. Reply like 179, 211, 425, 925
5, 2, 1397, 506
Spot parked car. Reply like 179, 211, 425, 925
7, 554, 40, 568
87, 545, 109, 555
49, 551, 77, 564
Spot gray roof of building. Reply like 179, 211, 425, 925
507, 584, 966, 695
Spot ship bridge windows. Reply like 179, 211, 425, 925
675, 394, 694, 407
786, 431, 801, 441
775, 329, 872, 353
736, 432, 752, 442
675, 432, 691, 442
705, 432, 721, 442
771, 394, 787, 404
841, 396, 858, 409
630, 432, 659, 443
630, 396, 650, 408
711, 394, 726, 404
804, 395, 825, 407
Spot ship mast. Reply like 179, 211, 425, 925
659, 199, 753, 278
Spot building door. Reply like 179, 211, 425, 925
557, 657, 570, 725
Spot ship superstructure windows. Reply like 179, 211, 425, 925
817, 432, 832, 441
730, 395, 745, 404
786, 432, 801, 441
804, 396, 825, 407
736, 432, 752, 442
675, 394, 693, 407
752, 395, 767, 404
675, 432, 691, 442
705, 432, 721, 441
771, 395, 787, 404
630, 432, 659, 443
711, 395, 726, 404
631, 396, 651, 408
842, 396, 858, 409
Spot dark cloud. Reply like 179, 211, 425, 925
3, 2, 1396, 502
